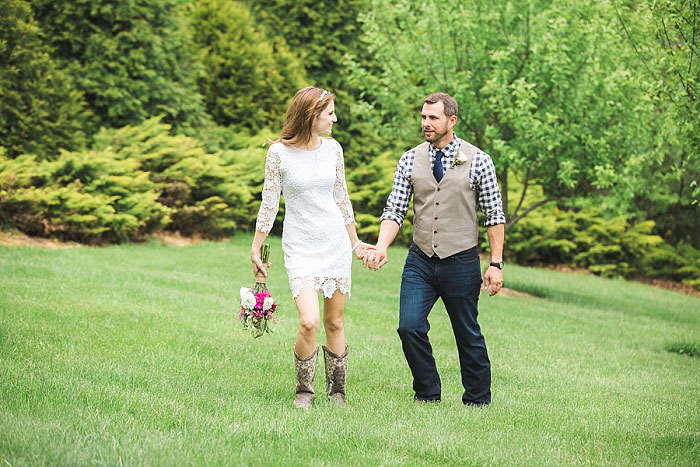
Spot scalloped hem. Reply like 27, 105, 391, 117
289, 276, 351, 299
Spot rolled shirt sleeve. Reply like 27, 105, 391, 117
380, 150, 414, 227
471, 151, 506, 226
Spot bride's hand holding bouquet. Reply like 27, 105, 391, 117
239, 243, 277, 338
251, 244, 271, 278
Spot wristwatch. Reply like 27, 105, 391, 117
489, 261, 504, 270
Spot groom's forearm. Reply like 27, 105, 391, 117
376, 219, 400, 251
486, 224, 504, 262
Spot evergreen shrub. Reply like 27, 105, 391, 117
504, 206, 700, 289
0, 118, 263, 242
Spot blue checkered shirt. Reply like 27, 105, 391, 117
381, 135, 506, 227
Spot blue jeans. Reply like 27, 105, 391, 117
397, 243, 491, 404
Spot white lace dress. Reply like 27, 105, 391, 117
255, 138, 355, 299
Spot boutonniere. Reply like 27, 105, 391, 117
450, 153, 467, 169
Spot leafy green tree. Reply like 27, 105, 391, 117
347, 0, 645, 229
187, 0, 307, 131
30, 0, 208, 132
615, 0, 700, 246
0, 0, 88, 159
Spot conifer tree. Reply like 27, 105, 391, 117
188, 0, 307, 131
0, 0, 87, 159
31, 0, 208, 132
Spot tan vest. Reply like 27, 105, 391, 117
412, 141, 479, 258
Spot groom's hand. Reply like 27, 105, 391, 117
363, 247, 388, 270
483, 266, 503, 296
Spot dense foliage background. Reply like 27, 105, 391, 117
1, 0, 698, 288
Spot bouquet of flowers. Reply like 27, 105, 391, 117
238, 243, 277, 338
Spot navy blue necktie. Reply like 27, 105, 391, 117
432, 150, 444, 182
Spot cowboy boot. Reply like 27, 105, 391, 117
294, 346, 318, 409
323, 345, 348, 405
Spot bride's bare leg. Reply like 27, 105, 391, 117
294, 287, 320, 358
323, 289, 346, 355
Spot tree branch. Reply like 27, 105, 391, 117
614, 3, 659, 82
689, 3, 697, 77
512, 167, 530, 218
660, 15, 676, 56
506, 196, 557, 230
507, 9, 530, 87
659, 12, 694, 101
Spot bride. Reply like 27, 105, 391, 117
250, 87, 372, 408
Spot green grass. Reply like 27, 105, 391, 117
1, 234, 699, 465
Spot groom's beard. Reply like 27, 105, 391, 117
422, 123, 449, 144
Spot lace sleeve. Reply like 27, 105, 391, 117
332, 141, 356, 225
255, 147, 282, 232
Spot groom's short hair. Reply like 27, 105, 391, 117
423, 93, 458, 118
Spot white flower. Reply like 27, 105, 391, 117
240, 286, 251, 301
263, 297, 275, 311
241, 291, 256, 310
454, 153, 467, 165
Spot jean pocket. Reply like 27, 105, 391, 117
453, 249, 479, 264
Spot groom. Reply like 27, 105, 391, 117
363, 92, 505, 405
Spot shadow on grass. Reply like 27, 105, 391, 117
665, 342, 700, 358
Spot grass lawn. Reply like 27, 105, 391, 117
1, 234, 699, 465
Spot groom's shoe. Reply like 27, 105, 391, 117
464, 401, 489, 407
322, 345, 348, 405
294, 347, 318, 409
414, 395, 441, 403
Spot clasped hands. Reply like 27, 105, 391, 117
354, 243, 387, 270
251, 242, 386, 277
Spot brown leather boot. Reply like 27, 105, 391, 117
322, 345, 348, 405
294, 346, 318, 409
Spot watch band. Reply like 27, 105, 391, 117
489, 261, 504, 269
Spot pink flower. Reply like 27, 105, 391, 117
255, 293, 266, 310
237, 279, 277, 337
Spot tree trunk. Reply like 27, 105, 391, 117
670, 155, 686, 243
693, 205, 699, 248
499, 167, 508, 224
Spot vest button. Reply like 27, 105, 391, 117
433, 245, 437, 248
436, 202, 440, 206
433, 230, 437, 234
434, 217, 438, 220
437, 188, 441, 191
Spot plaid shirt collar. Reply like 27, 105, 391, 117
429, 134, 460, 163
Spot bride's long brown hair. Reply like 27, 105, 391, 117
271, 87, 335, 147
